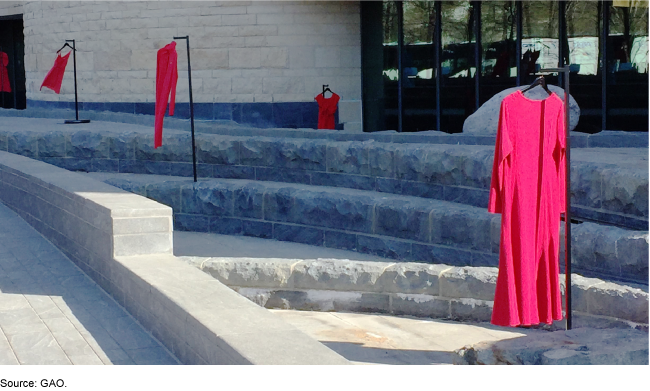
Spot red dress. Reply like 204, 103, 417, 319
154, 41, 178, 149
0, 51, 10, 93
315, 92, 340, 129
40, 51, 71, 94
488, 90, 566, 327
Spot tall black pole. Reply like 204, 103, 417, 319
435, 1, 441, 132
541, 66, 572, 330
564, 66, 572, 330
174, 35, 197, 183
0, 45, 5, 108
72, 40, 78, 120
397, 1, 404, 133
516, 1, 522, 86
64, 40, 89, 124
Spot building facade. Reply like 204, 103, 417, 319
0, 1, 648, 133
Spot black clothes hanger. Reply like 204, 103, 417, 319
57, 42, 75, 54
322, 84, 333, 96
521, 75, 551, 95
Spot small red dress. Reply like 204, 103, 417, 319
315, 92, 340, 129
488, 90, 566, 327
0, 51, 10, 93
40, 51, 71, 94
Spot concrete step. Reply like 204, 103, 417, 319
85, 172, 648, 284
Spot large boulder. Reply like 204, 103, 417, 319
463, 85, 580, 134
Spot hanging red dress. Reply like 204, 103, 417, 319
40, 51, 71, 94
154, 41, 178, 149
315, 92, 340, 129
488, 89, 566, 327
0, 51, 10, 93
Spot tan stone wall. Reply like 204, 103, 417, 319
0, 1, 23, 17
22, 0, 361, 117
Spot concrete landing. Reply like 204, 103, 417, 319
0, 201, 179, 365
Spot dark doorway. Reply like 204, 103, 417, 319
0, 15, 26, 110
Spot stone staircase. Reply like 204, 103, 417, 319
0, 115, 647, 286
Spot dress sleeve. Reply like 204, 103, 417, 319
488, 98, 513, 214
555, 103, 567, 214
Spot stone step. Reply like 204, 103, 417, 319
0, 117, 647, 230
86, 172, 648, 284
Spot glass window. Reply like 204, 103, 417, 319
382, 1, 400, 130
565, 0, 602, 133
521, 0, 560, 83
608, 0, 648, 131
480, 1, 517, 105
440, 1, 477, 132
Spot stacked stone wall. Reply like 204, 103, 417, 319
20, 1, 362, 128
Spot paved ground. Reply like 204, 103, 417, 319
270, 310, 529, 365
0, 201, 179, 365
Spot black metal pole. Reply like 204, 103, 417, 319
174, 35, 197, 183
516, 1, 522, 86
64, 40, 89, 124
564, 66, 572, 330
435, 0, 441, 132
600, 0, 610, 130
72, 40, 78, 120
0, 45, 5, 108
397, 1, 404, 133
473, 1, 481, 112
540, 66, 571, 330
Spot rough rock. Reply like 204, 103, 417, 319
439, 266, 498, 301
455, 328, 649, 365
463, 85, 580, 134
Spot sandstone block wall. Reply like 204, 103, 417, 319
21, 1, 362, 126
0, 1, 22, 17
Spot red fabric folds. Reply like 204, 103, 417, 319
315, 92, 340, 130
40, 51, 71, 94
0, 51, 10, 93
154, 42, 178, 149
488, 89, 566, 327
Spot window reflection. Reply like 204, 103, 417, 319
522, 0, 560, 82
608, 0, 649, 130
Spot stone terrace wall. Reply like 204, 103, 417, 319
21, 1, 362, 129
0, 123, 646, 230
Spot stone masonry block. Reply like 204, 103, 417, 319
136, 132, 193, 163
420, 146, 467, 186
37, 131, 68, 158
378, 263, 450, 296
601, 168, 649, 217
586, 282, 649, 324
8, 131, 39, 158
273, 223, 324, 246
233, 183, 265, 219
113, 233, 173, 257
201, 258, 297, 289
69, 131, 112, 159
391, 294, 451, 318
145, 181, 182, 212
394, 144, 426, 182
438, 266, 498, 301
194, 181, 236, 216
357, 235, 411, 260
369, 143, 397, 178
374, 198, 431, 242
240, 138, 276, 167
449, 298, 494, 322
292, 259, 389, 292
571, 162, 604, 209
110, 131, 138, 160
326, 141, 370, 176
617, 232, 649, 280
196, 136, 240, 165
263, 186, 298, 223
290, 190, 373, 233
274, 139, 326, 172
431, 205, 492, 252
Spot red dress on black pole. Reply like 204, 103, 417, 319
488, 90, 566, 327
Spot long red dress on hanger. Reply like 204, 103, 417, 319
154, 41, 178, 149
0, 51, 10, 93
315, 92, 340, 129
40, 51, 71, 94
488, 89, 566, 327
